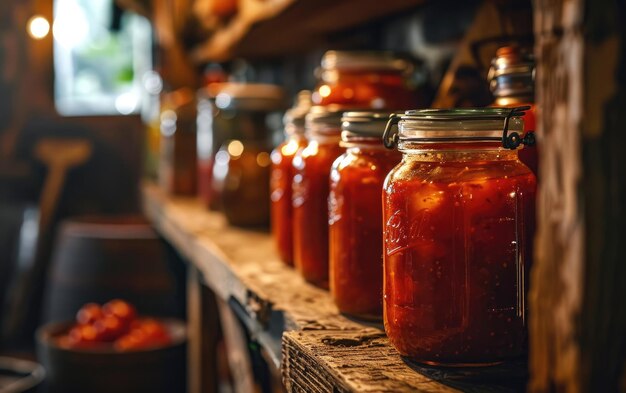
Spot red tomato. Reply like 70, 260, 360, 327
114, 319, 171, 351
102, 299, 137, 324
94, 315, 129, 341
65, 324, 102, 349
76, 303, 103, 325
114, 330, 149, 351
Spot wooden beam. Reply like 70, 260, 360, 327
530, 0, 626, 391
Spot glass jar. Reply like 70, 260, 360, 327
313, 51, 420, 110
489, 45, 538, 176
196, 67, 227, 209
142, 71, 163, 180
159, 88, 197, 195
270, 91, 311, 266
292, 106, 346, 288
209, 83, 286, 227
329, 112, 401, 320
382, 108, 536, 365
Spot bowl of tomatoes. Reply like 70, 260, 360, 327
36, 299, 186, 393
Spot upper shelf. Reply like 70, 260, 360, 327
192, 0, 427, 62
119, 0, 427, 62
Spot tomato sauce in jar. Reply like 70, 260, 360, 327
382, 109, 536, 365
271, 91, 311, 265
489, 45, 538, 176
329, 112, 401, 320
292, 106, 346, 288
207, 83, 286, 226
313, 51, 421, 110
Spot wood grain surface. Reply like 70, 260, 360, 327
143, 182, 529, 392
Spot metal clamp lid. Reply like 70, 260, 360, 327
383, 106, 535, 149
342, 111, 393, 137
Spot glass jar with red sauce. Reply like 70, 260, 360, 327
270, 91, 311, 265
329, 112, 401, 320
159, 88, 197, 195
382, 108, 536, 365
489, 45, 538, 176
312, 51, 420, 110
292, 106, 347, 288
209, 83, 286, 227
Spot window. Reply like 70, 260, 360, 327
53, 0, 152, 116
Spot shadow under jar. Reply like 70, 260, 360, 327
329, 112, 401, 320
382, 108, 536, 366
210, 83, 286, 227
270, 91, 311, 266
292, 106, 347, 288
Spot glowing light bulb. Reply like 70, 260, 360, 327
227, 140, 244, 157
27, 16, 50, 39
318, 85, 331, 98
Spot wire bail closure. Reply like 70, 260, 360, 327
383, 113, 400, 149
382, 106, 536, 149
501, 105, 535, 150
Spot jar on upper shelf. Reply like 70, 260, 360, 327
489, 45, 538, 176
208, 83, 286, 227
382, 108, 536, 365
270, 91, 312, 266
312, 51, 421, 110
329, 111, 401, 320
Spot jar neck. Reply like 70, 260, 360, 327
398, 141, 520, 162
493, 95, 534, 106
225, 112, 271, 142
307, 126, 342, 144
285, 123, 305, 137
321, 68, 406, 83
340, 135, 387, 150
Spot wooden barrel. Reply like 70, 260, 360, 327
42, 216, 184, 323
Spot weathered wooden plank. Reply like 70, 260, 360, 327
143, 182, 529, 392
284, 330, 530, 393
143, 182, 362, 334
283, 330, 459, 393
530, 0, 626, 392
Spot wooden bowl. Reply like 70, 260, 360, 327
36, 319, 186, 393
0, 356, 45, 392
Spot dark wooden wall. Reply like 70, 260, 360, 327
530, 0, 626, 391
0, 0, 143, 215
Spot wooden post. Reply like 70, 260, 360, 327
187, 266, 220, 393
530, 0, 626, 391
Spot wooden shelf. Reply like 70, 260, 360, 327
141, 182, 527, 392
188, 0, 428, 62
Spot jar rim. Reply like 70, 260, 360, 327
488, 45, 535, 98
384, 107, 529, 148
341, 111, 391, 138
199, 82, 287, 111
306, 105, 355, 136
321, 50, 411, 72
400, 108, 523, 120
